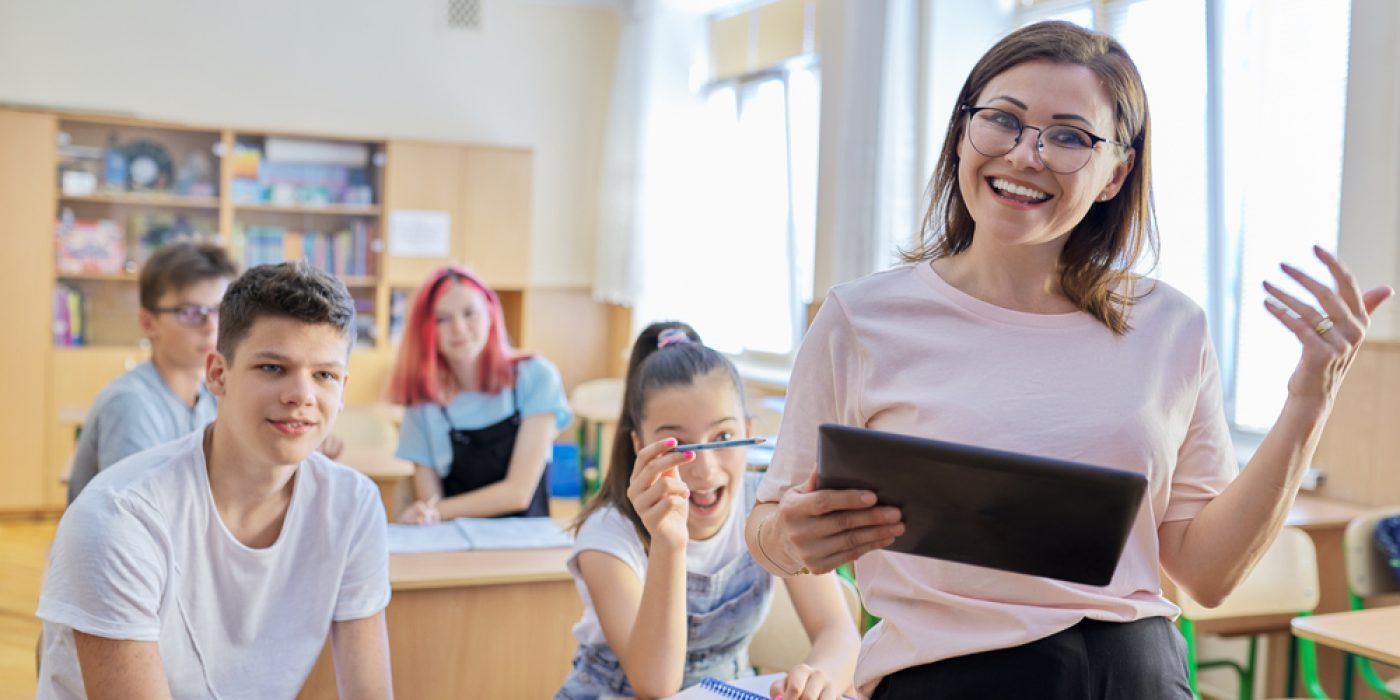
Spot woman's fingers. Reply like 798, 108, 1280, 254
1363, 286, 1395, 315
1264, 298, 1332, 349
1313, 247, 1365, 317
1262, 282, 1340, 349
1279, 263, 1359, 342
803, 526, 902, 574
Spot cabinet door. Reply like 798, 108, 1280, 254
381, 140, 466, 288
460, 146, 532, 289
0, 109, 56, 510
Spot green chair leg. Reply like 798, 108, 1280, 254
1345, 592, 1400, 699
1180, 617, 1202, 699
1180, 617, 1265, 700
834, 564, 879, 632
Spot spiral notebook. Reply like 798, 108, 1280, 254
667, 675, 774, 699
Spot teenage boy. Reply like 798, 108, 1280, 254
37, 261, 392, 699
65, 242, 236, 502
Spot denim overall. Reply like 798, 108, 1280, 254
556, 476, 774, 699
438, 381, 549, 517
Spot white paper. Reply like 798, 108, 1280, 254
387, 517, 574, 554
388, 209, 451, 257
456, 517, 574, 550
386, 521, 473, 554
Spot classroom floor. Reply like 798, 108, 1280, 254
0, 518, 54, 700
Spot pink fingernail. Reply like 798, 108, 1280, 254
666, 438, 677, 447
684, 451, 695, 459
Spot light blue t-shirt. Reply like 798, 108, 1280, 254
395, 356, 573, 476
66, 361, 218, 503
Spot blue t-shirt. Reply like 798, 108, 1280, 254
395, 356, 573, 476
67, 361, 218, 503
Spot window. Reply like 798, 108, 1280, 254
1018, 0, 1352, 432
633, 63, 820, 360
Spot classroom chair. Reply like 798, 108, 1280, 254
749, 575, 863, 674
568, 377, 625, 496
329, 403, 402, 449
1176, 527, 1327, 700
1341, 506, 1400, 700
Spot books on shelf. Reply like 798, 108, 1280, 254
230, 141, 374, 206
53, 283, 85, 347
233, 220, 374, 277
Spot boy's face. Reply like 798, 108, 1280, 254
205, 316, 350, 468
140, 277, 229, 371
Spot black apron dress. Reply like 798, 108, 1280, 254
438, 382, 550, 517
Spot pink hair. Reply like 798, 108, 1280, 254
387, 266, 528, 405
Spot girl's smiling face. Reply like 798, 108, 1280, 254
957, 60, 1134, 253
633, 370, 753, 540
433, 281, 491, 365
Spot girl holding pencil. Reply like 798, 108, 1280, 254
389, 266, 572, 522
556, 321, 859, 700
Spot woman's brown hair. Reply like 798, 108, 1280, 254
905, 20, 1158, 334
571, 321, 747, 550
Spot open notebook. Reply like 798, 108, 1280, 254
667, 674, 854, 700
386, 517, 573, 554
667, 674, 781, 699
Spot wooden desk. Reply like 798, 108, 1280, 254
1293, 607, 1400, 668
1174, 495, 1371, 697
299, 547, 582, 699
336, 446, 415, 521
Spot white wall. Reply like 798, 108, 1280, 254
0, 0, 620, 288
1339, 0, 1400, 339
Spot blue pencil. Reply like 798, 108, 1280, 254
671, 437, 766, 452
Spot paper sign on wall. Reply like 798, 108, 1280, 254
388, 210, 451, 257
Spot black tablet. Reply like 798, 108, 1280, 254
816, 423, 1148, 586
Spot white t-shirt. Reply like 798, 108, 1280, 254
567, 474, 757, 646
37, 428, 391, 699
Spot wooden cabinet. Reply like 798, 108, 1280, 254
0, 110, 57, 510
0, 108, 542, 514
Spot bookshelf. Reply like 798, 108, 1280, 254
0, 107, 547, 513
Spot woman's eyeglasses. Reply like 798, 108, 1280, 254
152, 304, 219, 329
961, 105, 1127, 174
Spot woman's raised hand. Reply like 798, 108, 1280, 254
1262, 247, 1393, 404
627, 438, 694, 549
772, 471, 904, 575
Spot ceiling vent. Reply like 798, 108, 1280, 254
447, 0, 481, 30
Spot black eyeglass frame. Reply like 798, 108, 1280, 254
959, 104, 1129, 174
150, 304, 219, 328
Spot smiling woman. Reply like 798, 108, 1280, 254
747, 20, 1392, 700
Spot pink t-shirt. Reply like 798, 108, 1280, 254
756, 262, 1236, 697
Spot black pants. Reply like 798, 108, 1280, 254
871, 617, 1192, 700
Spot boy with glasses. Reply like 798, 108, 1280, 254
66, 242, 236, 502
38, 261, 392, 698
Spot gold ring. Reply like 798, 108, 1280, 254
1314, 317, 1335, 335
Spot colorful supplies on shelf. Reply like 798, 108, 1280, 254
55, 211, 125, 274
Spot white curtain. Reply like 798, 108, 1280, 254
811, 0, 924, 297
591, 0, 711, 307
